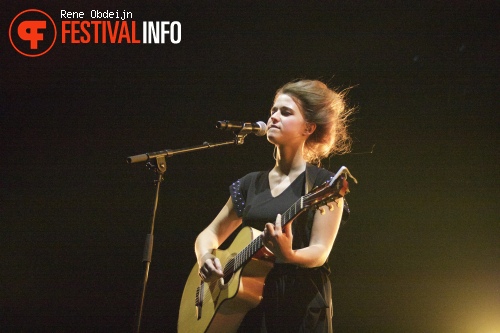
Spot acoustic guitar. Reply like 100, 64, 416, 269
178, 166, 354, 333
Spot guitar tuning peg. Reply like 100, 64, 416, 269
337, 200, 342, 208
327, 203, 335, 211
319, 207, 326, 215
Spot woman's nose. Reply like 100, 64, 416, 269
270, 112, 279, 123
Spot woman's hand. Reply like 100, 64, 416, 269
264, 199, 343, 268
198, 253, 224, 282
263, 214, 295, 263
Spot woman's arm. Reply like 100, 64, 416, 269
264, 197, 343, 268
195, 197, 242, 281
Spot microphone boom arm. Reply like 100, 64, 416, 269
127, 132, 249, 164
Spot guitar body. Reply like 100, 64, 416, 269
178, 227, 274, 333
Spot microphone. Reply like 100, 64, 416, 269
216, 120, 267, 136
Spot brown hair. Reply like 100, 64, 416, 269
276, 79, 354, 165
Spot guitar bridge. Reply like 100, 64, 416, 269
195, 282, 204, 320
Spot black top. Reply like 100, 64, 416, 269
229, 164, 340, 271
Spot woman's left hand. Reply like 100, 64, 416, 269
263, 214, 295, 263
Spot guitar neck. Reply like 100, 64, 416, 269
230, 198, 304, 273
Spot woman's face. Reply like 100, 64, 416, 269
267, 94, 309, 147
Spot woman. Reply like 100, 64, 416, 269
195, 79, 353, 332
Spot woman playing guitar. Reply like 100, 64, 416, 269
193, 79, 354, 332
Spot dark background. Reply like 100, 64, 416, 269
1, 1, 498, 332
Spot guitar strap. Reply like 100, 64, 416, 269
305, 163, 320, 194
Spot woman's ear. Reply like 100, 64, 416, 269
304, 122, 316, 135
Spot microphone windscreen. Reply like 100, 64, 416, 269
255, 121, 267, 136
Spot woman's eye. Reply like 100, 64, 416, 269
270, 108, 291, 116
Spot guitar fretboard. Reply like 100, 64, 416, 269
226, 197, 304, 276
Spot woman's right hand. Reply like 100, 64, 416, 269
198, 253, 224, 282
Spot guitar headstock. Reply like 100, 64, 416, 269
278, 167, 357, 227
302, 166, 356, 212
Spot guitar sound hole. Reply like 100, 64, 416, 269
222, 270, 234, 285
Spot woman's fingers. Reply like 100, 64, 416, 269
283, 221, 292, 237
264, 223, 274, 248
199, 257, 224, 281
213, 257, 223, 275
274, 214, 282, 236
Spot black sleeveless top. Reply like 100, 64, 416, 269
228, 164, 347, 332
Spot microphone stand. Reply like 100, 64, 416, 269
127, 129, 253, 333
